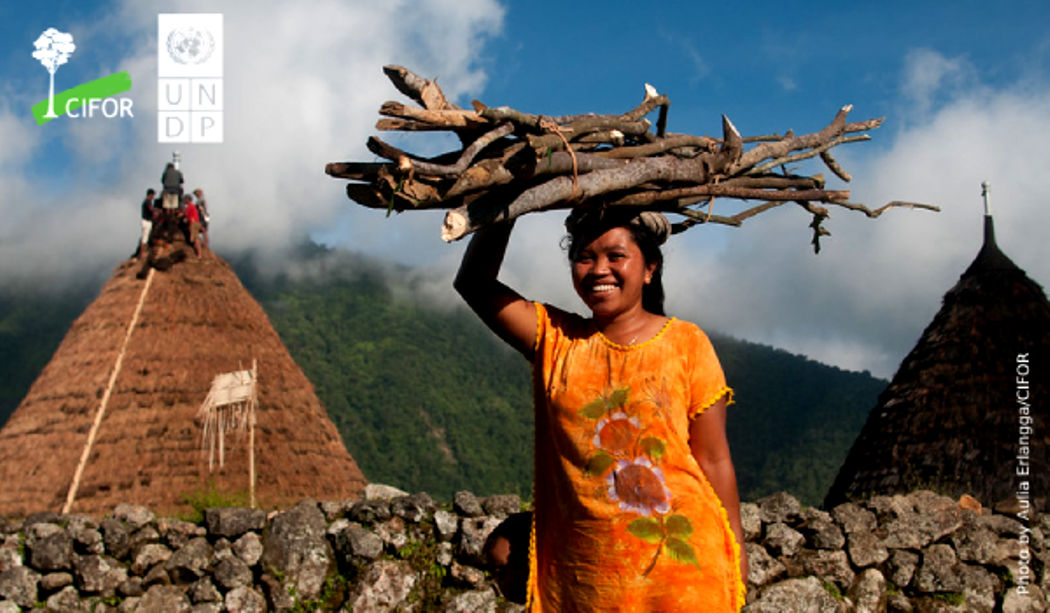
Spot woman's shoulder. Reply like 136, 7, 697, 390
664, 316, 716, 349
537, 302, 590, 333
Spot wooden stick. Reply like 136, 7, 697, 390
382, 65, 458, 110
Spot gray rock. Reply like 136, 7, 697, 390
848, 568, 886, 613
259, 573, 294, 611
192, 604, 224, 613
951, 514, 1004, 564
117, 596, 141, 612
831, 502, 877, 535
981, 513, 1026, 536
225, 586, 267, 613
213, 556, 252, 590
128, 526, 162, 554
445, 587, 498, 613
453, 491, 484, 517
886, 592, 913, 612
886, 549, 919, 589
740, 502, 762, 541
73, 554, 126, 595
914, 543, 964, 593
364, 483, 409, 501
138, 584, 192, 612
188, 576, 222, 604
45, 585, 89, 612
959, 564, 1002, 613
22, 513, 63, 531
763, 522, 805, 557
434, 510, 458, 542
1002, 585, 1047, 613
118, 576, 144, 597
846, 530, 889, 568
112, 504, 155, 530
0, 566, 39, 608
349, 499, 392, 524
450, 561, 486, 587
391, 492, 437, 523
879, 506, 964, 549
331, 522, 384, 562
375, 517, 409, 551
100, 518, 131, 561
40, 571, 73, 591
866, 495, 913, 524
798, 549, 854, 592
69, 522, 104, 556
0, 600, 19, 613
158, 518, 206, 550
745, 542, 785, 587
27, 523, 73, 571
0, 536, 21, 573
482, 495, 521, 517
165, 537, 213, 583
204, 508, 266, 539
799, 509, 845, 550
436, 542, 454, 567
260, 499, 333, 603
908, 490, 956, 515
142, 563, 170, 587
345, 559, 417, 612
232, 532, 263, 567
747, 576, 840, 612
319, 500, 354, 522
210, 537, 232, 563
131, 543, 172, 575
755, 492, 802, 525
458, 516, 503, 567
496, 602, 527, 613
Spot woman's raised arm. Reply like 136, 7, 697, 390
454, 221, 538, 360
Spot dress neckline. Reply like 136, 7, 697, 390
594, 317, 675, 351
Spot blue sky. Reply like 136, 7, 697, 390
1, 1, 1048, 377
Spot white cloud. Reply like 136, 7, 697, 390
900, 48, 979, 117
668, 74, 1050, 378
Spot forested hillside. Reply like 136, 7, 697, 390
0, 246, 887, 506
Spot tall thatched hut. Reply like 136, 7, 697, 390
0, 250, 367, 517
825, 213, 1049, 511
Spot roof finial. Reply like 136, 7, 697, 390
981, 181, 991, 217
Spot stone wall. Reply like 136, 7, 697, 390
0, 486, 1045, 612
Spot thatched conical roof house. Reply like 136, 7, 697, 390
0, 250, 367, 517
825, 214, 1049, 510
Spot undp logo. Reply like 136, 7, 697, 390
158, 14, 224, 144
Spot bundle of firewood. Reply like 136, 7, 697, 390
326, 65, 936, 251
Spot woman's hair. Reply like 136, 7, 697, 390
563, 207, 669, 316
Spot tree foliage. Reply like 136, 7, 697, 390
0, 245, 885, 505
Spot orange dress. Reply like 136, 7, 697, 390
527, 303, 744, 612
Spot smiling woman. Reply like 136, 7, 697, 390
454, 207, 747, 611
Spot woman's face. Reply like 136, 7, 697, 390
571, 227, 656, 320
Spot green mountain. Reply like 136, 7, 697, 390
0, 247, 886, 506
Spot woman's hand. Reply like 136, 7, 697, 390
454, 221, 538, 360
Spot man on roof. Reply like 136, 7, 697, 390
193, 188, 210, 250
182, 194, 203, 258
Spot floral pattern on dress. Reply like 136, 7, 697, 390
579, 385, 701, 575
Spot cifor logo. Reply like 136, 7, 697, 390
30, 27, 134, 125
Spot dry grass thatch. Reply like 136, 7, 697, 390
0, 244, 367, 518
826, 217, 1050, 510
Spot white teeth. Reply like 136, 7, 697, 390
591, 284, 616, 293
